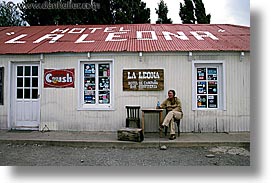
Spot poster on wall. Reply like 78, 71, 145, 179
197, 95, 207, 108
44, 69, 75, 88
197, 68, 206, 80
123, 69, 164, 91
208, 95, 218, 108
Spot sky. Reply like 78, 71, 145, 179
143, 0, 250, 26
10, 0, 250, 26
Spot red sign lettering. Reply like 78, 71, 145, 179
44, 69, 75, 88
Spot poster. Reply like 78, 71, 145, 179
197, 81, 207, 94
208, 81, 217, 94
208, 95, 218, 108
197, 95, 207, 108
197, 68, 206, 80
84, 64, 110, 104
207, 68, 217, 80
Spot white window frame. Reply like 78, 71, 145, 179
0, 67, 4, 105
192, 60, 226, 110
78, 59, 114, 110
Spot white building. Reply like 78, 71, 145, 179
0, 24, 250, 132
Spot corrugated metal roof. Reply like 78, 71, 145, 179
0, 24, 249, 54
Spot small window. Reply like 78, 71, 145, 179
16, 65, 39, 100
0, 67, 3, 105
192, 61, 225, 110
79, 60, 113, 110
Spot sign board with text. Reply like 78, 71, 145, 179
44, 69, 75, 88
123, 69, 164, 91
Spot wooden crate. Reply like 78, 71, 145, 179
117, 128, 144, 142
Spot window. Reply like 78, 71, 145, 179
0, 67, 3, 105
192, 61, 225, 110
79, 60, 113, 110
16, 65, 39, 100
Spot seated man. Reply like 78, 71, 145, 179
158, 90, 183, 140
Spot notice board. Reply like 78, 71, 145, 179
123, 69, 164, 91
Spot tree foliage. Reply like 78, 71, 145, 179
155, 0, 172, 24
0, 1, 26, 26
179, 0, 210, 24
19, 0, 150, 25
111, 0, 150, 24
179, 0, 195, 24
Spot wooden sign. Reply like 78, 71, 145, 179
123, 69, 164, 91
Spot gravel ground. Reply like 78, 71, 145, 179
0, 143, 250, 166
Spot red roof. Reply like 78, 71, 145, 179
0, 24, 249, 54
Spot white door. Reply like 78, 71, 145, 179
11, 63, 40, 130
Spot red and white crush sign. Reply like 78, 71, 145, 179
44, 69, 75, 88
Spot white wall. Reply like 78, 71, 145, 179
0, 51, 250, 132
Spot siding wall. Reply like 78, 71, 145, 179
0, 51, 250, 132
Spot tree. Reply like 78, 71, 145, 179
179, 0, 195, 24
20, 0, 100, 25
132, 1, 150, 23
111, 0, 150, 24
0, 1, 26, 26
20, 0, 150, 25
155, 0, 172, 24
193, 0, 210, 23
179, 0, 211, 24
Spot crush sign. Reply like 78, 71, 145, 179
44, 69, 75, 88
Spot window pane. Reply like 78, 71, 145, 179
24, 89, 30, 99
208, 95, 218, 108
99, 91, 110, 104
32, 89, 38, 99
99, 77, 110, 91
197, 95, 207, 108
99, 64, 110, 77
25, 66, 31, 76
0, 68, 2, 83
84, 64, 96, 77
32, 66, 38, 76
84, 78, 95, 90
17, 66, 23, 76
82, 62, 111, 107
17, 78, 23, 87
84, 64, 96, 104
0, 68, 3, 105
197, 81, 207, 94
0, 68, 3, 104
98, 64, 110, 101
84, 91, 96, 104
208, 81, 217, 94
17, 89, 23, 99
207, 68, 217, 80
32, 78, 38, 87
0, 89, 1, 103
197, 68, 206, 80
24, 78, 30, 87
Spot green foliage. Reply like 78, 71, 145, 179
0, 1, 26, 26
194, 0, 210, 23
155, 0, 172, 24
20, 0, 150, 25
111, 0, 150, 24
179, 0, 211, 24
179, 0, 195, 24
